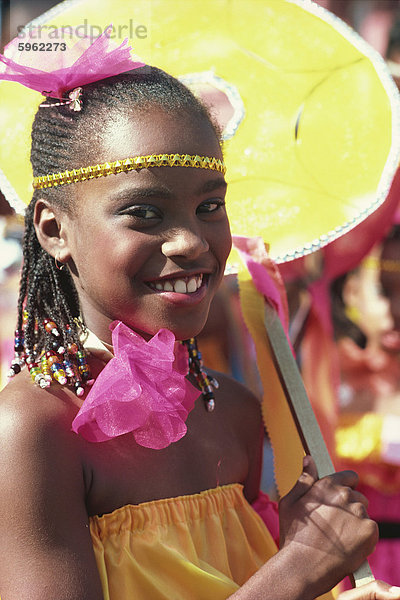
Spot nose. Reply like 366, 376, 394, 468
161, 226, 209, 260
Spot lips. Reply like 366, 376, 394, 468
146, 274, 205, 294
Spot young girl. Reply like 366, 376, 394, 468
0, 31, 398, 600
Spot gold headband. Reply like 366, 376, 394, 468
33, 153, 226, 190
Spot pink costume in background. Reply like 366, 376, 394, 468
277, 172, 400, 587
336, 337, 400, 587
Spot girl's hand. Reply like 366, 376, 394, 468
337, 581, 400, 599
278, 456, 379, 597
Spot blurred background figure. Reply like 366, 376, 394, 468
283, 221, 400, 586
331, 227, 400, 586
0, 191, 23, 389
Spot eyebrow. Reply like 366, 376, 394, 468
109, 177, 227, 204
196, 178, 227, 195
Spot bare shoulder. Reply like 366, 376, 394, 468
0, 371, 86, 513
0, 373, 103, 599
0, 369, 82, 453
208, 368, 262, 430
0, 370, 86, 522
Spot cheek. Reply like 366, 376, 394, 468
70, 223, 150, 286
214, 219, 232, 264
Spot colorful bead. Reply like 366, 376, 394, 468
14, 329, 24, 353
67, 342, 78, 354
38, 376, 51, 389
50, 363, 67, 385
78, 363, 90, 376
43, 319, 60, 337
205, 397, 215, 412
7, 356, 24, 378
74, 381, 85, 397
40, 354, 52, 383
50, 339, 65, 353
7, 363, 21, 377
63, 358, 75, 379
29, 364, 41, 383
9, 314, 92, 398
46, 352, 59, 367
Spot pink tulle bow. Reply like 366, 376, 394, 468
0, 25, 145, 98
232, 235, 290, 337
71, 321, 200, 449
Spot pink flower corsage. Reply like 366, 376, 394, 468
71, 321, 200, 449
0, 24, 144, 99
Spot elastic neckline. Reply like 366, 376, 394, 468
90, 483, 244, 522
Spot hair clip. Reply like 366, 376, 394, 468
40, 87, 83, 111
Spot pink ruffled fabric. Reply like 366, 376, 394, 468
72, 321, 200, 449
0, 25, 144, 98
232, 235, 290, 340
251, 490, 280, 548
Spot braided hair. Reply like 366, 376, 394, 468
12, 66, 221, 395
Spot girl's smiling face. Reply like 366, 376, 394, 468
57, 107, 231, 343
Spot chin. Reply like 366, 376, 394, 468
123, 316, 208, 342
156, 319, 207, 341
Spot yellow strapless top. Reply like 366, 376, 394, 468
89, 483, 278, 600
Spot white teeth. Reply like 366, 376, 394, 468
163, 281, 174, 292
186, 278, 197, 293
148, 273, 205, 293
173, 279, 187, 293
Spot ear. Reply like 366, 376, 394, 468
33, 199, 72, 264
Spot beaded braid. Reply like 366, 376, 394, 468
10, 67, 220, 406
10, 200, 90, 395
183, 338, 219, 412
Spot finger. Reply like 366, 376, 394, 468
336, 487, 369, 511
348, 501, 369, 520
350, 490, 369, 509
303, 455, 318, 480
282, 456, 318, 503
337, 581, 400, 599
328, 469, 359, 490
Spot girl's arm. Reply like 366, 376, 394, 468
0, 382, 104, 600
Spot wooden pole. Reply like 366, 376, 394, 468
264, 303, 374, 588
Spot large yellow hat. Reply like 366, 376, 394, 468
0, 0, 399, 263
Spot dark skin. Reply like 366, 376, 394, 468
0, 107, 392, 600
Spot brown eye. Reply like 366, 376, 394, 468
197, 200, 225, 214
123, 205, 161, 219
